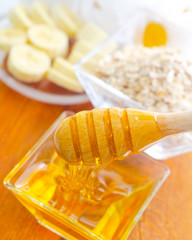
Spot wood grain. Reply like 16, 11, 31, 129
0, 81, 191, 240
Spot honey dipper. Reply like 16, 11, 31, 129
54, 108, 192, 166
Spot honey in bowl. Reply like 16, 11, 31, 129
13, 151, 164, 240
4, 111, 170, 240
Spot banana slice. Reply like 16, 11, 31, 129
0, 28, 27, 51
69, 38, 117, 70
68, 39, 102, 63
68, 50, 99, 74
72, 40, 94, 55
68, 48, 101, 64
77, 23, 108, 45
30, 2, 56, 27
52, 5, 81, 37
28, 25, 68, 58
7, 44, 51, 83
53, 57, 77, 79
47, 68, 84, 93
68, 50, 84, 64
9, 4, 34, 30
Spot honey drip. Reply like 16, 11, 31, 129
51, 164, 103, 203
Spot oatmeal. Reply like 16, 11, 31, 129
97, 46, 192, 112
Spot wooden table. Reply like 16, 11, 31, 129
0, 81, 192, 240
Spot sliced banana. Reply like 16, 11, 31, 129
7, 44, 51, 83
53, 57, 77, 79
68, 47, 101, 64
0, 28, 27, 51
68, 50, 98, 74
52, 5, 81, 37
47, 68, 83, 93
30, 2, 56, 27
72, 40, 94, 55
69, 39, 117, 71
68, 50, 84, 64
68, 39, 102, 64
9, 4, 34, 30
28, 24, 68, 58
77, 23, 108, 45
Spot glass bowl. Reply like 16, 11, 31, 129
75, 9, 192, 159
0, 0, 133, 105
4, 111, 170, 240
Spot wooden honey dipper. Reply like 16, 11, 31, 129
54, 107, 192, 166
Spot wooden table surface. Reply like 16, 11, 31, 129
0, 82, 192, 240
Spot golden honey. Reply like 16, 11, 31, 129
12, 154, 161, 240
4, 112, 169, 240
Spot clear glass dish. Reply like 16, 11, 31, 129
75, 9, 192, 159
4, 111, 170, 240
0, 0, 132, 105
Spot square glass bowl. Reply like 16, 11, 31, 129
75, 9, 192, 160
4, 111, 170, 240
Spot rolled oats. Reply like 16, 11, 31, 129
97, 45, 192, 113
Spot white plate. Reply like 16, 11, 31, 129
0, 0, 135, 105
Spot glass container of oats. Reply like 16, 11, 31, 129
75, 9, 192, 160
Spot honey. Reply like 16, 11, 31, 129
13, 154, 161, 240
4, 112, 170, 240
143, 22, 167, 47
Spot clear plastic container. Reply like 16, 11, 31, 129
75, 9, 192, 159
4, 111, 170, 240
